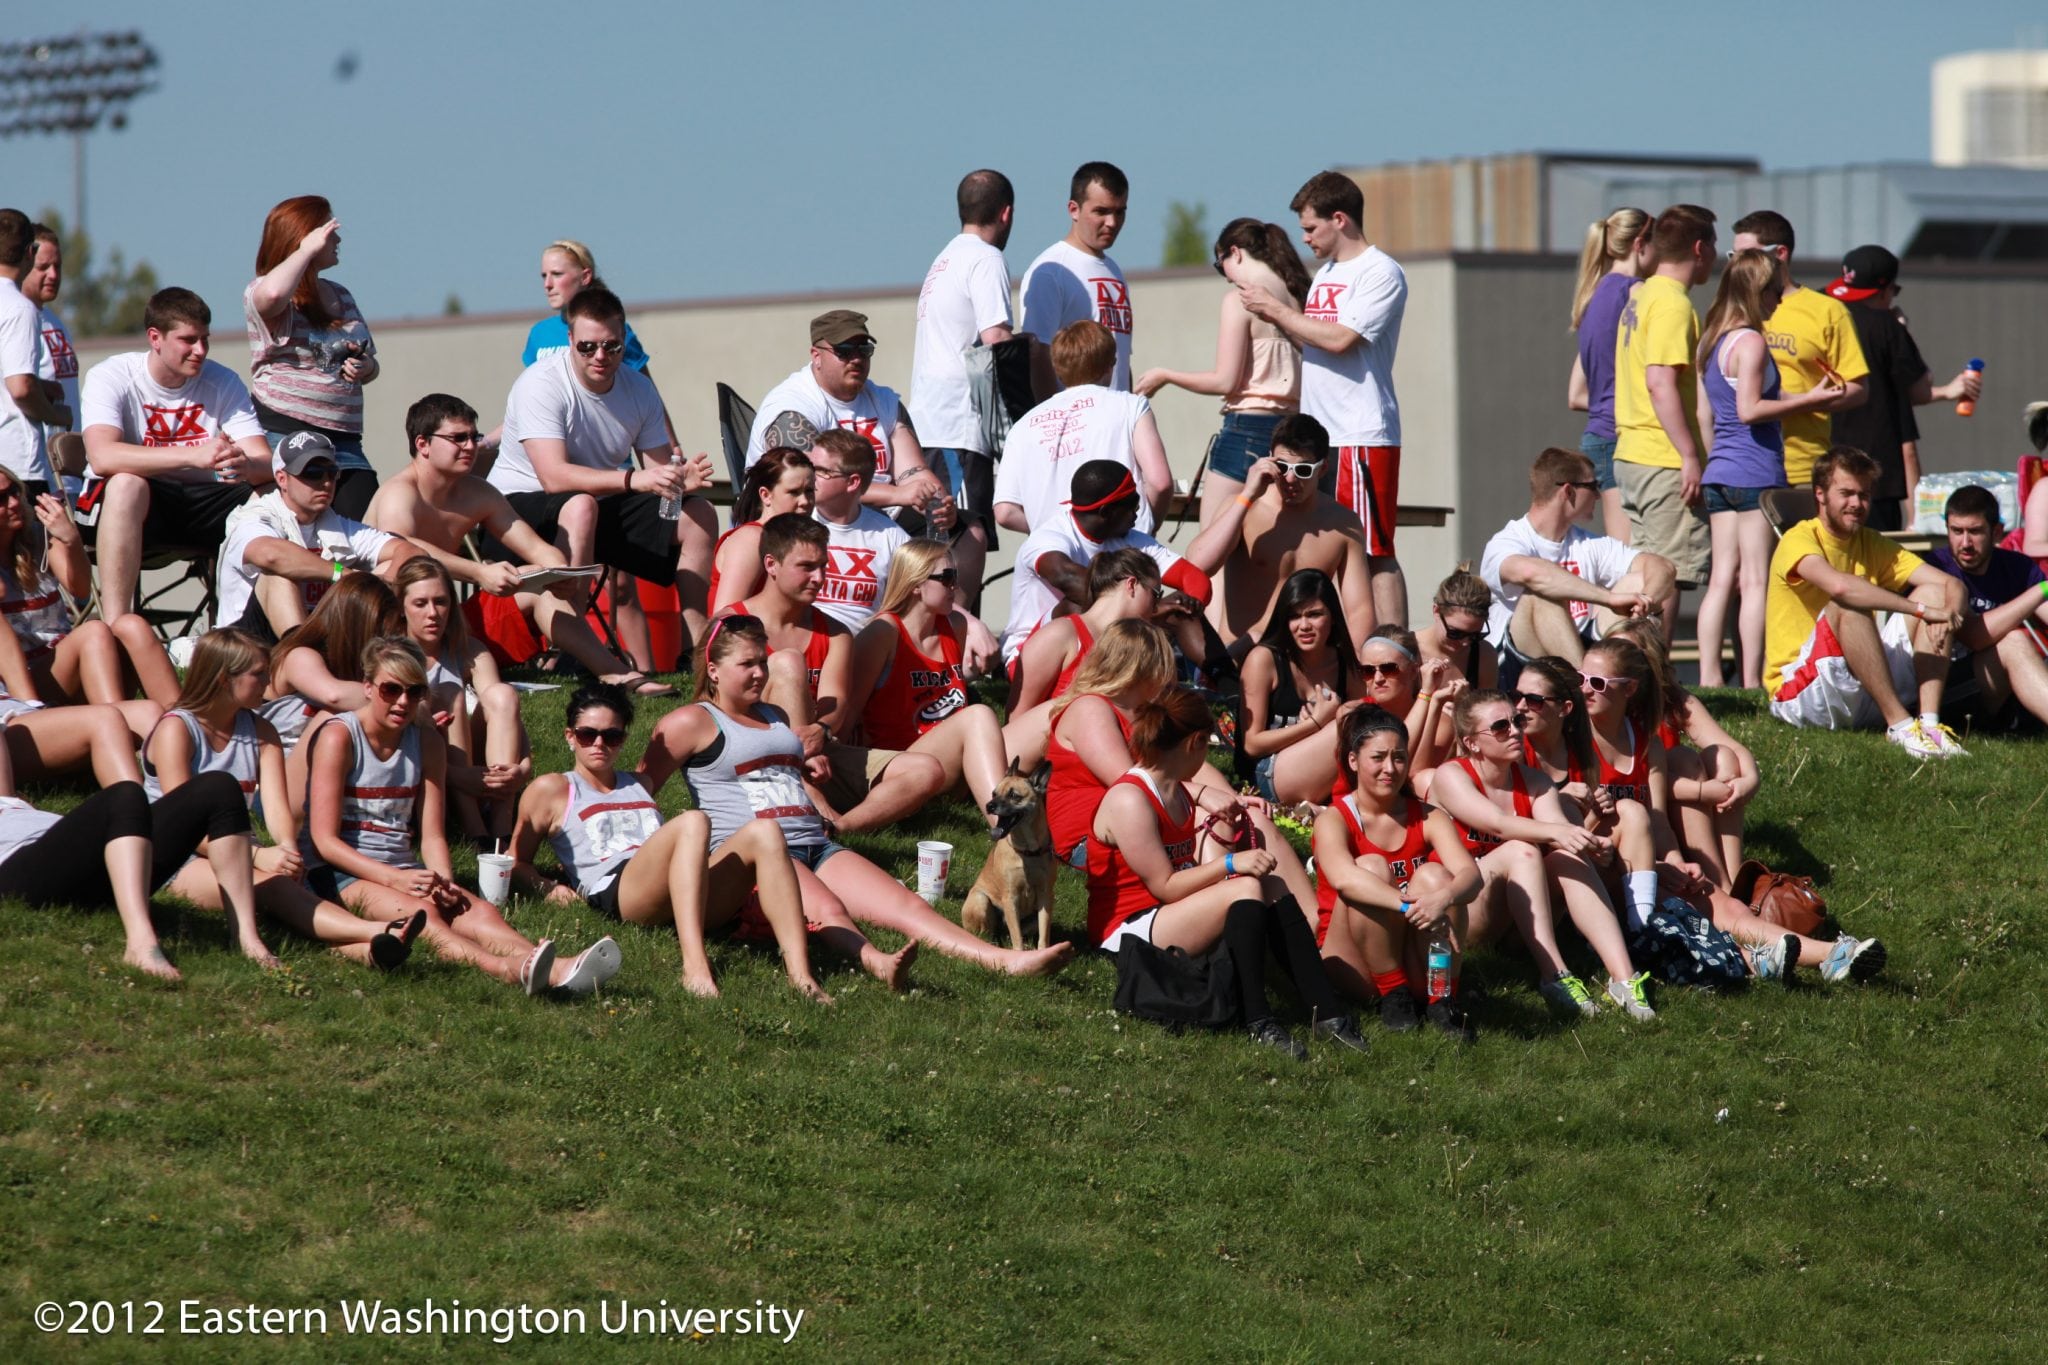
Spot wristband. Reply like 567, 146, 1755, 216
1224, 852, 1236, 876
624, 466, 634, 493
1914, 601, 1926, 618
1399, 899, 1414, 918
1234, 493, 1254, 509
330, 560, 345, 583
2039, 581, 2047, 600
1416, 692, 1435, 703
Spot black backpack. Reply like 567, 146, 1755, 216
1112, 939, 1242, 1032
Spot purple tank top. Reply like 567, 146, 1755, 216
1578, 273, 1633, 441
1703, 330, 1787, 490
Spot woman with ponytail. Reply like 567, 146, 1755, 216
1566, 208, 1650, 542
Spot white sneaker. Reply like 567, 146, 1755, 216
1886, 719, 1943, 760
1605, 971, 1657, 1021
1918, 721, 1971, 759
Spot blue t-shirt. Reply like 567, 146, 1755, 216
1578, 272, 1634, 441
521, 315, 650, 371
1928, 543, 2045, 616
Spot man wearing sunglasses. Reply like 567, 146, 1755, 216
744, 309, 951, 533
1480, 446, 1672, 688
216, 431, 424, 641
1019, 162, 1133, 393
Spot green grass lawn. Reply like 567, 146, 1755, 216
2, 685, 2045, 1361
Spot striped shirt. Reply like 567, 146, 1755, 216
243, 279, 375, 436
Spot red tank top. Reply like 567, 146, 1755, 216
1522, 734, 1585, 785
1657, 714, 1683, 750
861, 615, 968, 750
1313, 795, 1433, 944
708, 521, 759, 610
1085, 770, 1197, 947
1046, 699, 1134, 861
1596, 719, 1649, 805
1450, 758, 1532, 856
1052, 618, 1095, 699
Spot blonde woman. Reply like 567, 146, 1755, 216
1566, 208, 1649, 542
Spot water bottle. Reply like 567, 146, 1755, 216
658, 485, 684, 521
1425, 923, 1454, 1004
1956, 358, 1984, 418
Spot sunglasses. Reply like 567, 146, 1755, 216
927, 568, 959, 587
434, 430, 484, 447
1566, 480, 1600, 493
1481, 716, 1517, 739
820, 340, 876, 361
571, 726, 628, 748
574, 339, 626, 356
1437, 617, 1482, 644
1363, 661, 1407, 680
1127, 577, 1165, 600
1580, 673, 1633, 694
374, 681, 429, 704
1276, 460, 1322, 480
293, 463, 339, 485
1512, 690, 1556, 709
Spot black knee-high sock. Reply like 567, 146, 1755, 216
1221, 899, 1274, 1024
1265, 894, 1343, 1018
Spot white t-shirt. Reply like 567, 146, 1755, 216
813, 506, 909, 632
0, 794, 61, 867
36, 306, 78, 468
992, 385, 1156, 535
1299, 246, 1406, 446
1478, 516, 1640, 647
79, 352, 264, 485
0, 278, 51, 487
1019, 240, 1132, 391
491, 351, 669, 495
908, 233, 1013, 452
1002, 513, 1184, 664
217, 489, 397, 628
744, 367, 907, 485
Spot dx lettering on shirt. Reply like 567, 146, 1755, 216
143, 404, 210, 445
1091, 278, 1132, 334
42, 325, 76, 379
823, 546, 880, 606
1306, 283, 1347, 321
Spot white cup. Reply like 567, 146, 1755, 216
915, 840, 953, 905
477, 853, 514, 907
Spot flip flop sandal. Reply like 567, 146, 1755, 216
519, 939, 557, 996
370, 909, 428, 971
554, 935, 623, 996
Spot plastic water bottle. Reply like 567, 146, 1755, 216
1956, 359, 1985, 418
657, 468, 684, 522
1425, 924, 1454, 1004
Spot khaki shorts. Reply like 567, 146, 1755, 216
1616, 461, 1710, 587
818, 737, 902, 812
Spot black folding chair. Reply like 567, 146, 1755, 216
715, 383, 757, 492
1759, 487, 1817, 539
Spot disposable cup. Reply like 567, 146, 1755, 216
915, 841, 953, 905
477, 853, 514, 907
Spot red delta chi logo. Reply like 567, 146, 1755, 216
1090, 278, 1132, 334
836, 416, 887, 470
141, 403, 210, 446
1306, 283, 1347, 321
822, 545, 881, 606
42, 325, 77, 379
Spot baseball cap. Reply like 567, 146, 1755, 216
275, 430, 338, 477
1825, 245, 1899, 302
810, 309, 872, 347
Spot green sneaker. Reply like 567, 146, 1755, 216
1604, 971, 1657, 1021
1539, 973, 1601, 1017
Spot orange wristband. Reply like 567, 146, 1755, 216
1234, 493, 1254, 509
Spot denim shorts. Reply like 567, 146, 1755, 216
1252, 752, 1279, 804
1206, 410, 1288, 483
1579, 432, 1619, 493
1703, 483, 1766, 516
791, 839, 850, 873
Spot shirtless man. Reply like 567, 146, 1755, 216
365, 392, 661, 692
1205, 413, 1374, 653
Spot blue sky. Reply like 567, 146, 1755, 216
8, 0, 2045, 322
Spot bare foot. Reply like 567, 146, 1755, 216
1007, 941, 1076, 978
124, 944, 182, 983
681, 968, 721, 998
239, 937, 285, 971
865, 939, 918, 992
794, 978, 836, 1006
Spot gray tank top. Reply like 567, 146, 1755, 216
548, 769, 663, 895
142, 708, 262, 810
301, 711, 422, 870
681, 702, 826, 850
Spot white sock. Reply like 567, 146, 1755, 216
1919, 712, 1941, 730
1887, 716, 1916, 736
1626, 871, 1659, 932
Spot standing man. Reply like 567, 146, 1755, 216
1730, 210, 1868, 490
0, 209, 67, 493
22, 224, 81, 491
77, 287, 277, 618
1019, 162, 1133, 392
1612, 204, 1716, 628
1239, 171, 1408, 626
909, 168, 1016, 605
1824, 245, 1985, 529
489, 287, 715, 675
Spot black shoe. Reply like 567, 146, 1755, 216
1313, 1013, 1371, 1055
1378, 986, 1420, 1032
1248, 1017, 1307, 1062
1425, 998, 1474, 1044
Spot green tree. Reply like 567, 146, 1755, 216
443, 293, 465, 317
1162, 200, 1209, 267
35, 208, 159, 337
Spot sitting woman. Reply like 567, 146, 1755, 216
710, 446, 813, 615
1089, 685, 1366, 1061
1357, 626, 1456, 793
144, 628, 422, 971
641, 615, 1072, 982
512, 682, 828, 1002
303, 636, 619, 995
1236, 569, 1368, 806
1009, 548, 1161, 717
0, 467, 175, 741
266, 571, 403, 808
1604, 616, 1757, 888
1428, 689, 1654, 1020
843, 539, 1006, 816
1312, 705, 1482, 1037
1415, 566, 1499, 692
396, 557, 530, 840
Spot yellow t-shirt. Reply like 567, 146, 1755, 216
1763, 517, 1923, 696
1613, 275, 1701, 470
1763, 287, 1870, 488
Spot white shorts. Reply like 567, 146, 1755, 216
1098, 908, 1158, 953
1768, 611, 1919, 730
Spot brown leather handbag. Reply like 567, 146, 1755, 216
1731, 860, 1833, 939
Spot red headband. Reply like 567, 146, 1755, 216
1066, 469, 1137, 512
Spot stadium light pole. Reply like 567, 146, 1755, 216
0, 31, 160, 238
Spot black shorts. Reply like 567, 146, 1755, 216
77, 476, 254, 550
585, 873, 624, 921
929, 447, 999, 542
331, 468, 378, 521
487, 490, 681, 586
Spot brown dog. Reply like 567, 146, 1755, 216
960, 760, 1054, 951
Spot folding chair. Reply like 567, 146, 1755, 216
715, 383, 757, 492
1759, 487, 1816, 539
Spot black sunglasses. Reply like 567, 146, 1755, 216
927, 568, 959, 587
1566, 480, 1600, 493
434, 430, 484, 447
574, 339, 625, 356
1512, 690, 1556, 709
1437, 616, 1482, 644
1482, 716, 1517, 739
374, 681, 428, 704
571, 726, 628, 748
820, 340, 876, 361
1363, 661, 1407, 680
293, 463, 339, 485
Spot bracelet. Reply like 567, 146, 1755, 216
1225, 852, 1236, 876
1416, 692, 1435, 703
1399, 900, 1414, 918
1234, 493, 1254, 509
623, 466, 634, 493
1914, 601, 1926, 618
330, 560, 345, 582
2039, 581, 2047, 599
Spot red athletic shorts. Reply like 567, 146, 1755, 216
1330, 445, 1400, 558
